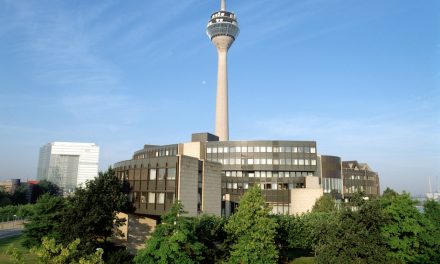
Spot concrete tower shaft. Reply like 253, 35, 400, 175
206, 0, 239, 141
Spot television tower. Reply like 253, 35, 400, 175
207, 0, 240, 141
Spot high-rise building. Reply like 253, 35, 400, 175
37, 142, 99, 193
206, 0, 239, 141
0, 179, 21, 194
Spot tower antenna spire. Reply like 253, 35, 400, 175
207, 0, 239, 141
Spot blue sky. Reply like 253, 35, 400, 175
0, 0, 438, 195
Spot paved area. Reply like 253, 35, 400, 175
0, 229, 22, 239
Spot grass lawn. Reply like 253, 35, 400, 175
281, 248, 316, 264
0, 235, 38, 264
291, 256, 315, 264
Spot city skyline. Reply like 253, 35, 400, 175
0, 0, 438, 196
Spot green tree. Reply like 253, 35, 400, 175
224, 185, 279, 264
58, 167, 128, 252
31, 237, 104, 264
424, 199, 440, 227
134, 201, 205, 264
312, 195, 337, 213
194, 214, 228, 263
30, 180, 60, 203
380, 190, 436, 263
10, 185, 29, 205
416, 199, 440, 263
314, 199, 387, 264
275, 212, 336, 262
5, 246, 25, 264
0, 188, 12, 207
22, 193, 66, 248
105, 247, 134, 264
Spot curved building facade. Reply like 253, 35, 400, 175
320, 155, 343, 198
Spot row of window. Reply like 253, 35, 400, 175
344, 175, 378, 181
322, 178, 343, 194
132, 192, 175, 205
207, 146, 316, 154
224, 182, 305, 190
345, 186, 364, 194
209, 158, 317, 166
223, 171, 314, 178
212, 12, 236, 19
270, 204, 290, 215
134, 148, 178, 160
148, 168, 176, 180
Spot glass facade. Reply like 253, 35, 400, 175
206, 140, 318, 215
207, 11, 239, 40
37, 142, 99, 194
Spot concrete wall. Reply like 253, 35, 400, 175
178, 155, 199, 216
290, 188, 323, 215
202, 161, 222, 216
290, 176, 323, 215
181, 142, 205, 160
115, 213, 157, 254
305, 176, 320, 188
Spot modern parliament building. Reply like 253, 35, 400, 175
114, 0, 380, 250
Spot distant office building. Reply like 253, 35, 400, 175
0, 179, 21, 193
342, 161, 380, 198
37, 142, 99, 193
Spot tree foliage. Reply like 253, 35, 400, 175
380, 191, 429, 263
0, 185, 29, 206
422, 200, 440, 263
314, 199, 387, 264
224, 185, 279, 264
22, 168, 131, 263
312, 195, 337, 213
5, 246, 25, 264
22, 193, 66, 248
31, 237, 104, 264
58, 167, 128, 252
30, 180, 61, 203
134, 201, 205, 264
0, 188, 12, 206
424, 199, 440, 227
194, 215, 228, 264
0, 203, 34, 222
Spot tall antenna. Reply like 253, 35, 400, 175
207, 0, 239, 141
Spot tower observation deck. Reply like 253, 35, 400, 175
207, 0, 239, 141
